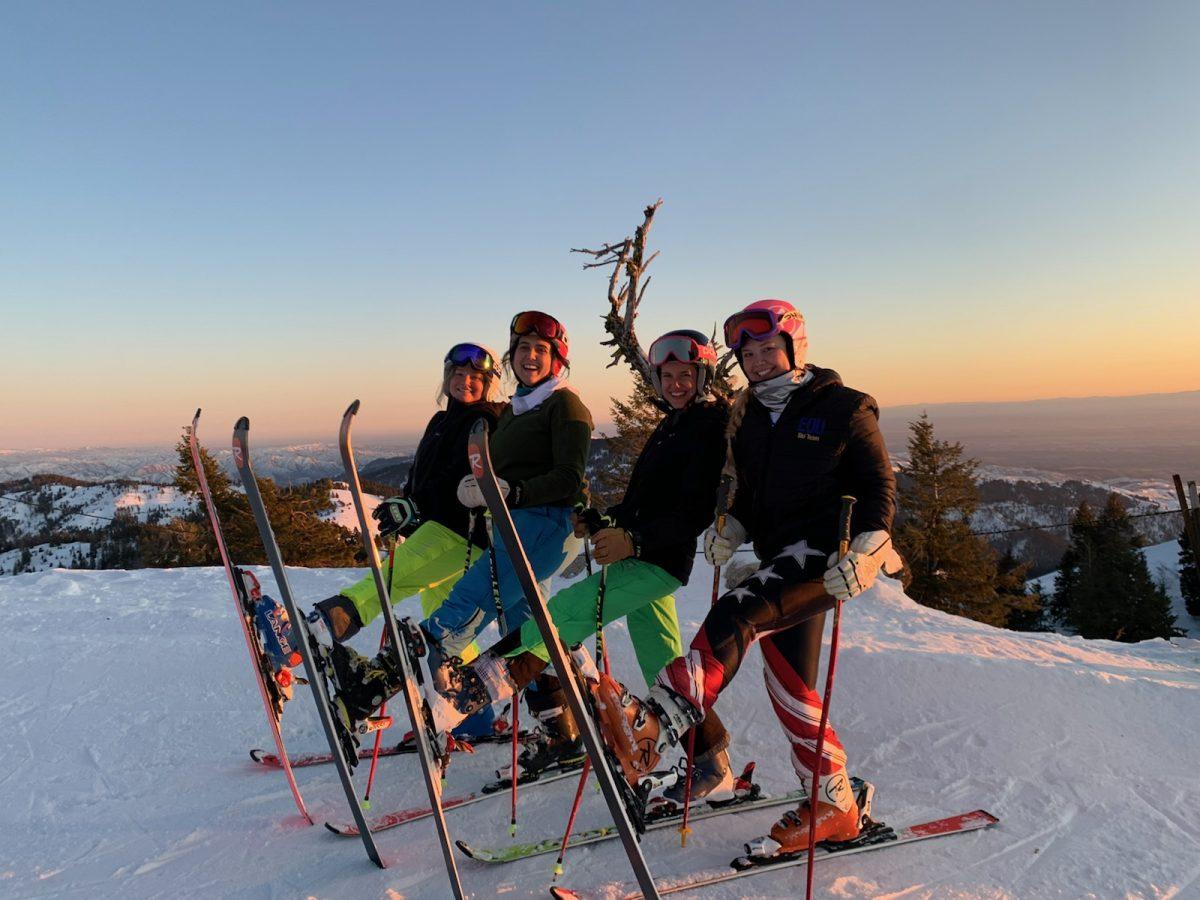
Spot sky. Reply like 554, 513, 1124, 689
2, 1, 1198, 449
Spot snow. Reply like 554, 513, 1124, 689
2, 564, 1198, 898
0, 483, 195, 536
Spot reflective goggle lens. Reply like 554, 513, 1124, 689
723, 310, 779, 349
510, 311, 565, 341
445, 343, 495, 372
648, 335, 716, 367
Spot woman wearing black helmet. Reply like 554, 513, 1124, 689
593, 299, 902, 857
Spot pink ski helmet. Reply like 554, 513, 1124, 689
723, 299, 806, 367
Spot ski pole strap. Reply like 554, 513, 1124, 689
463, 510, 476, 576
485, 511, 506, 633
711, 472, 734, 606
837, 495, 855, 560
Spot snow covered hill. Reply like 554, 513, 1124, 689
3, 564, 1198, 898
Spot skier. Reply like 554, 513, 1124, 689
423, 330, 736, 803
334, 311, 594, 775
305, 342, 506, 739
592, 299, 903, 854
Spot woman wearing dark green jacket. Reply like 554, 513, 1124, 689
334, 311, 592, 768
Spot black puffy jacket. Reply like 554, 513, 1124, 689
728, 366, 895, 561
607, 399, 729, 585
405, 398, 505, 545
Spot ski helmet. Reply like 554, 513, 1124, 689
442, 342, 503, 402
509, 310, 569, 374
723, 299, 806, 367
647, 330, 718, 400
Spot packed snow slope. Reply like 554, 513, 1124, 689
3, 564, 1198, 899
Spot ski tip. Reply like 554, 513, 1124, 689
235, 416, 250, 431
549, 887, 581, 900
469, 417, 488, 437
454, 839, 475, 859
344, 399, 361, 417
193, 407, 202, 421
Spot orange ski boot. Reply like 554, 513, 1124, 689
591, 674, 701, 785
745, 771, 866, 858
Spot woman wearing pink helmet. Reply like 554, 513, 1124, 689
593, 299, 903, 857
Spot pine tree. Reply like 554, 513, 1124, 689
894, 414, 1011, 626
590, 380, 663, 510
997, 546, 1043, 631
1179, 528, 1200, 618
140, 437, 358, 568
1055, 495, 1182, 641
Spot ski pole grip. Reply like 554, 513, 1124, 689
838, 495, 856, 561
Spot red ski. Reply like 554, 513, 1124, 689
189, 410, 312, 825
550, 808, 999, 899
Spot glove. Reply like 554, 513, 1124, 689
572, 503, 613, 538
372, 496, 419, 537
592, 527, 635, 565
457, 474, 509, 509
823, 530, 902, 601
703, 515, 747, 566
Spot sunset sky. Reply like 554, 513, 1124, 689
2, 2, 1198, 449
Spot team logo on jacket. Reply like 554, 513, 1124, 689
796, 416, 826, 442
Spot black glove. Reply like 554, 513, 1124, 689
572, 503, 613, 537
373, 496, 419, 538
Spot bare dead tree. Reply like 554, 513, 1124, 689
571, 199, 738, 397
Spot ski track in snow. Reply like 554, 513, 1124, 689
1, 564, 1198, 898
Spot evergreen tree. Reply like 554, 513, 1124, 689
1179, 527, 1200, 618
894, 414, 1011, 626
997, 546, 1043, 631
1054, 495, 1182, 641
140, 437, 358, 568
590, 380, 663, 510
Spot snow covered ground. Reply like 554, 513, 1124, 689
2, 563, 1198, 898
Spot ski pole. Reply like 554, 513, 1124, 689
805, 495, 855, 900
363, 533, 399, 809
552, 755, 593, 879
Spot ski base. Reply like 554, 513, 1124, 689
457, 785, 803, 865
324, 765, 584, 836
550, 808, 998, 899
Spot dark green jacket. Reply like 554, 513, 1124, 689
491, 387, 593, 508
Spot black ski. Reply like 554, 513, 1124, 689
338, 400, 465, 897
231, 417, 385, 868
468, 419, 662, 899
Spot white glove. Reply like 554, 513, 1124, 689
823, 530, 900, 601
704, 515, 747, 566
457, 474, 509, 509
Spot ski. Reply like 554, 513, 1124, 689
550, 809, 999, 899
458, 782, 799, 865
324, 766, 582, 836
188, 410, 312, 825
251, 727, 527, 768
338, 400, 465, 896
232, 417, 386, 868
468, 420, 662, 899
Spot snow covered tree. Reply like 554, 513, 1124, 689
1054, 496, 1182, 641
141, 437, 358, 568
895, 414, 1011, 626
1179, 528, 1200, 618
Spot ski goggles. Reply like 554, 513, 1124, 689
722, 307, 804, 350
444, 343, 496, 373
647, 334, 718, 368
510, 310, 567, 343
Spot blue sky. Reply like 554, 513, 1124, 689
2, 2, 1197, 448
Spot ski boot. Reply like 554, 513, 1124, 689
316, 641, 401, 750
424, 650, 513, 735
251, 590, 306, 710
652, 746, 736, 812
591, 674, 702, 785
744, 773, 876, 858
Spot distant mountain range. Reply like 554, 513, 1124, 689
879, 389, 1200, 480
